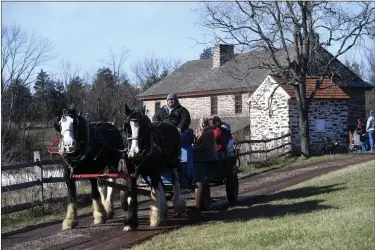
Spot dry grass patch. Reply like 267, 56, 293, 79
239, 154, 354, 176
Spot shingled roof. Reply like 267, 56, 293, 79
138, 46, 371, 100
273, 76, 350, 99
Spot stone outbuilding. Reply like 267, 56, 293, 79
248, 75, 351, 154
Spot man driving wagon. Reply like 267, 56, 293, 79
152, 93, 191, 134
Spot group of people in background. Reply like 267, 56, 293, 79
352, 110, 375, 152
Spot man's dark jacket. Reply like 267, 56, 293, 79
152, 104, 191, 132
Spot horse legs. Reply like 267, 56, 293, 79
171, 168, 186, 215
62, 168, 78, 230
90, 179, 107, 225
149, 177, 167, 227
99, 178, 115, 219
123, 175, 139, 231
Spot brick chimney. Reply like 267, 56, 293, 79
212, 44, 234, 68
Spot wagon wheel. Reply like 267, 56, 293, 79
195, 178, 211, 211
225, 169, 239, 203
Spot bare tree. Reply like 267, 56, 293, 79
100, 46, 130, 83
1, 25, 55, 155
365, 41, 375, 115
2, 25, 55, 92
132, 53, 181, 90
59, 60, 82, 90
198, 1, 375, 157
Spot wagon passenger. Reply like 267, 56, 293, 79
211, 116, 231, 153
152, 93, 191, 133
194, 117, 217, 162
193, 117, 217, 182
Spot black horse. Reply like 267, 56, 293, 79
121, 104, 186, 231
54, 107, 123, 230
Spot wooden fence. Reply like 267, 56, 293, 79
1, 134, 291, 215
1, 151, 90, 215
234, 132, 292, 166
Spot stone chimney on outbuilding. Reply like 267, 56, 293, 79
212, 44, 234, 68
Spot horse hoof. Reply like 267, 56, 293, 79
107, 211, 115, 220
173, 199, 186, 215
62, 219, 77, 230
123, 225, 135, 231
94, 217, 106, 225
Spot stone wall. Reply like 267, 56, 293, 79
143, 92, 250, 120
248, 78, 292, 158
289, 99, 348, 154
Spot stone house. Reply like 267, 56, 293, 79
248, 75, 353, 154
138, 44, 372, 155
138, 44, 255, 137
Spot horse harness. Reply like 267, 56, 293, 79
125, 112, 163, 171
60, 116, 119, 174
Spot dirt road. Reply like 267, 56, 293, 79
2, 154, 374, 250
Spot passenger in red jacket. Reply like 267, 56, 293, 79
210, 116, 231, 153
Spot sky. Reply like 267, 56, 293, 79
2, 2, 372, 85
2, 2, 210, 83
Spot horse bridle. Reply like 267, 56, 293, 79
124, 111, 144, 152
124, 111, 155, 158
60, 113, 80, 146
59, 112, 90, 162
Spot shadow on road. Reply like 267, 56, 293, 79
209, 183, 345, 223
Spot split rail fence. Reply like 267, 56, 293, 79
1, 133, 291, 215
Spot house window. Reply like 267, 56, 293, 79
211, 96, 218, 115
235, 94, 242, 114
155, 102, 161, 113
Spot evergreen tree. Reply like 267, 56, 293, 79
200, 47, 213, 59
33, 69, 65, 122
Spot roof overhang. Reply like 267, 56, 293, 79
190, 116, 250, 133
138, 87, 249, 101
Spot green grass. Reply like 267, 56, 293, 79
134, 159, 375, 250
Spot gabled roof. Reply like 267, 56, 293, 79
138, 46, 371, 100
272, 76, 350, 100
138, 49, 292, 100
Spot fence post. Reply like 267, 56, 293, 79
33, 151, 44, 209
263, 135, 267, 162
273, 133, 276, 159
281, 132, 284, 157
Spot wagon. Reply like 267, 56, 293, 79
154, 129, 240, 211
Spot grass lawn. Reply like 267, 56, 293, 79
134, 159, 375, 250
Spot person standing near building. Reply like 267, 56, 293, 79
356, 119, 368, 152
366, 111, 375, 152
